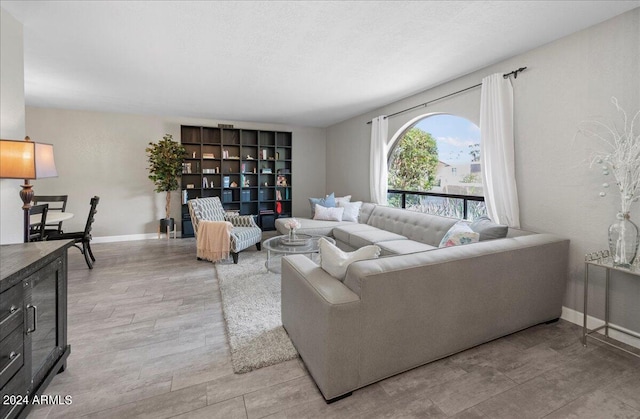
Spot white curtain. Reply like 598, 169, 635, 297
370, 115, 389, 205
480, 74, 520, 228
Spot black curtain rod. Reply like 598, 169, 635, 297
366, 67, 527, 125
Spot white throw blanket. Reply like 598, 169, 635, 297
197, 220, 233, 262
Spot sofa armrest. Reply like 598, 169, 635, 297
224, 214, 258, 227
281, 255, 361, 400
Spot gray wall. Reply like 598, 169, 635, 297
25, 107, 326, 239
0, 8, 26, 244
326, 9, 640, 333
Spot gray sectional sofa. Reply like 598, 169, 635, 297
278, 203, 569, 402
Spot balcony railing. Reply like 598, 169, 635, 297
387, 189, 486, 220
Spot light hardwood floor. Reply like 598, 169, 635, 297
29, 237, 640, 419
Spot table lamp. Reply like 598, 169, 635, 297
0, 136, 58, 243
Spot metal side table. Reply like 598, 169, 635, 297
583, 250, 640, 358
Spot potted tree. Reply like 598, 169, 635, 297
146, 134, 186, 235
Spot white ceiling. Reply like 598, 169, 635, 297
2, 1, 639, 128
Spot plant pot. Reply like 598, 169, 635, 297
159, 218, 175, 233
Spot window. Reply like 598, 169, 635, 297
387, 114, 486, 220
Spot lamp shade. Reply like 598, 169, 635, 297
0, 139, 58, 179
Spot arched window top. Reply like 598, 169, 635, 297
387, 113, 485, 220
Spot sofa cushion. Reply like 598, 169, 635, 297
349, 229, 407, 249
309, 193, 336, 217
470, 216, 508, 241
376, 239, 437, 256
439, 222, 480, 247
359, 203, 377, 225
338, 201, 362, 222
313, 204, 344, 221
275, 217, 353, 237
367, 206, 458, 247
319, 237, 380, 280
333, 224, 380, 244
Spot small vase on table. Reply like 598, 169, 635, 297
608, 212, 640, 268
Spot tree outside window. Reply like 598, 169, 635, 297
387, 114, 486, 220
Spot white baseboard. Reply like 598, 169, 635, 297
561, 306, 640, 350
92, 233, 184, 243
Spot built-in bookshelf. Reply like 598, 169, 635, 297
180, 125, 292, 235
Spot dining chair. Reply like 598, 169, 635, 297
33, 195, 68, 233
46, 196, 99, 269
29, 204, 49, 242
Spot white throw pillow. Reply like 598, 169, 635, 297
334, 195, 352, 206
319, 238, 380, 280
338, 201, 362, 222
313, 204, 344, 221
439, 222, 480, 248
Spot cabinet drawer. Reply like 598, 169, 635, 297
0, 284, 23, 341
0, 366, 25, 419
0, 327, 23, 390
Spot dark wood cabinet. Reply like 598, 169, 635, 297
0, 241, 72, 419
180, 125, 292, 234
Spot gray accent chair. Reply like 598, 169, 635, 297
187, 197, 262, 264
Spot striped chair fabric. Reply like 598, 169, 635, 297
187, 197, 262, 262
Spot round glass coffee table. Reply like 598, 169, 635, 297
262, 234, 335, 273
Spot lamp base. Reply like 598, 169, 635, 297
20, 180, 33, 243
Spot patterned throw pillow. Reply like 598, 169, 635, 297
309, 193, 336, 217
313, 204, 344, 221
319, 237, 381, 280
439, 222, 480, 248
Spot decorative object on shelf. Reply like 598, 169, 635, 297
262, 149, 267, 159
223, 149, 229, 159
277, 175, 287, 186
223, 176, 230, 188
146, 133, 187, 235
203, 152, 214, 159
0, 136, 58, 242
186, 184, 195, 189
203, 177, 209, 188
579, 97, 640, 267
262, 167, 272, 174
230, 181, 238, 187
244, 178, 250, 187
192, 151, 197, 158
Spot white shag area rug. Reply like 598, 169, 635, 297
215, 251, 299, 373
